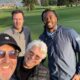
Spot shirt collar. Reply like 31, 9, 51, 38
46, 25, 58, 38
12, 27, 23, 34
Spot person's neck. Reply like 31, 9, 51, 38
49, 29, 55, 32
47, 28, 56, 33
47, 25, 57, 33
14, 28, 23, 33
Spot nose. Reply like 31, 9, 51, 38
3, 54, 10, 63
31, 55, 35, 60
47, 17, 50, 22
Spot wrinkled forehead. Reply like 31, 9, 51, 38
28, 46, 41, 53
26, 46, 43, 57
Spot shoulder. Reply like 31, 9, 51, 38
4, 27, 13, 34
63, 27, 79, 38
39, 34, 46, 42
36, 64, 49, 79
58, 25, 77, 35
23, 26, 31, 34
23, 26, 30, 32
59, 26, 79, 40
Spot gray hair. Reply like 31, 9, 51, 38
26, 40, 47, 59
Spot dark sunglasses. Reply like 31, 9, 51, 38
0, 50, 19, 59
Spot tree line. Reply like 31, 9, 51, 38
22, 0, 80, 10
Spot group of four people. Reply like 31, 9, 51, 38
0, 8, 80, 80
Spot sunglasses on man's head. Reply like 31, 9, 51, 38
0, 50, 19, 59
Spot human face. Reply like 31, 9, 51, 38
24, 46, 43, 69
13, 13, 24, 32
43, 11, 57, 32
0, 44, 17, 80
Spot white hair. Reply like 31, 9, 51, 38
26, 40, 47, 59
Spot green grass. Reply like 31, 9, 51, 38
0, 6, 80, 39
28, 6, 80, 39
1, 6, 80, 67
57, 6, 80, 32
0, 6, 80, 67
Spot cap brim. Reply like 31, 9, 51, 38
9, 44, 21, 52
0, 42, 21, 52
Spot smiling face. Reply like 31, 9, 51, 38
43, 11, 58, 32
0, 44, 17, 80
13, 13, 24, 32
24, 46, 43, 69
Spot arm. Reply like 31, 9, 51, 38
69, 29, 80, 79
68, 29, 80, 53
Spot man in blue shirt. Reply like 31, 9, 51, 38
39, 9, 80, 80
